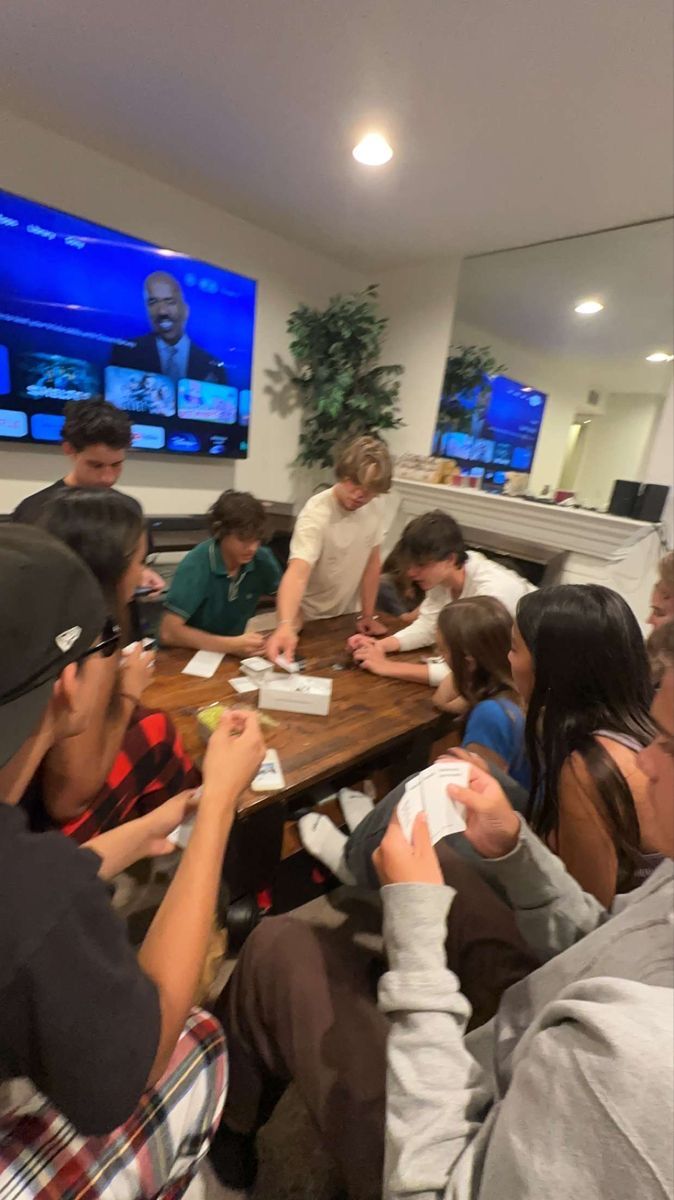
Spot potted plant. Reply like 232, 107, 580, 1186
437, 344, 505, 434
287, 284, 404, 468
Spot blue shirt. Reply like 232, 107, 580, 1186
463, 697, 530, 789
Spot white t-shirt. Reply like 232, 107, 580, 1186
290, 487, 386, 620
395, 550, 536, 674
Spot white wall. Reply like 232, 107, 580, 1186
642, 381, 674, 543
0, 111, 365, 514
572, 393, 663, 509
377, 259, 461, 458
452, 319, 672, 495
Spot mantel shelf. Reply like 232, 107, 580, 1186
391, 478, 653, 565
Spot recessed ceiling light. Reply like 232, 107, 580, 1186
646, 351, 674, 363
574, 299, 604, 315
352, 133, 393, 166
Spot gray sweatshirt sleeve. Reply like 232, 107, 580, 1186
475, 819, 609, 960
378, 883, 493, 1200
379, 885, 674, 1200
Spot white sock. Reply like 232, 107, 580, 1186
339, 787, 375, 833
298, 813, 356, 885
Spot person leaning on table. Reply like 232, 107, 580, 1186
266, 434, 393, 664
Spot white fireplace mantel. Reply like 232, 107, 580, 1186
387, 478, 664, 625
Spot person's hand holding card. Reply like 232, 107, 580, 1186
373, 811, 444, 887
447, 764, 521, 859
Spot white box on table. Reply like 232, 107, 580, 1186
258, 673, 333, 716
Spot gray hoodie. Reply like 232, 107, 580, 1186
379, 821, 674, 1200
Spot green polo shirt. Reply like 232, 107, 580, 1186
164, 539, 281, 636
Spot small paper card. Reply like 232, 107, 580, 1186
275, 654, 301, 673
229, 676, 259, 694
182, 650, 225, 679
168, 815, 196, 849
397, 761, 469, 845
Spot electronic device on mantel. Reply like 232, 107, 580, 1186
608, 480, 670, 523
432, 374, 547, 475
0, 187, 257, 459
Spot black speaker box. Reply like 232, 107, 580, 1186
632, 483, 670, 523
608, 480, 640, 517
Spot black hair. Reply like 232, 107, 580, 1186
399, 510, 467, 567
518, 584, 655, 890
61, 399, 132, 452
208, 490, 265, 542
37, 488, 145, 612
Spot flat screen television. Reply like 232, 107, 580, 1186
432, 374, 546, 472
0, 188, 257, 458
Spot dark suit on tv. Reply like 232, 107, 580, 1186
110, 335, 227, 384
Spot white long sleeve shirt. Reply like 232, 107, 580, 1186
395, 551, 536, 664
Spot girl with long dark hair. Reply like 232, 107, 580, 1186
30, 488, 199, 841
511, 584, 657, 904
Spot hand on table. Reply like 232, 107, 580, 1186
266, 625, 298, 664
120, 644, 156, 702
202, 709, 266, 807
356, 615, 388, 636
356, 641, 394, 676
447, 764, 521, 859
373, 811, 443, 887
230, 631, 268, 658
347, 633, 375, 653
140, 566, 166, 596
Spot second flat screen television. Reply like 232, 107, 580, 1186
0, 188, 257, 458
433, 374, 546, 473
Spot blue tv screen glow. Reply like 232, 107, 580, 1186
0, 188, 257, 458
432, 374, 546, 472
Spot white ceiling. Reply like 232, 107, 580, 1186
0, 0, 672, 269
456, 219, 674, 357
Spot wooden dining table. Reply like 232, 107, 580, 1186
143, 614, 447, 906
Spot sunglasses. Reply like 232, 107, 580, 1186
78, 618, 121, 663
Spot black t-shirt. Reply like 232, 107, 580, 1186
12, 480, 155, 556
12, 479, 69, 525
0, 804, 160, 1135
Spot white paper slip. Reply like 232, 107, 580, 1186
182, 650, 225, 679
168, 815, 196, 849
397, 777, 423, 842
275, 654, 300, 674
397, 761, 469, 845
229, 675, 259, 694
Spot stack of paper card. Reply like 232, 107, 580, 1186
229, 676, 259, 695
397, 760, 469, 845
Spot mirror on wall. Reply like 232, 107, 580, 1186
433, 218, 674, 509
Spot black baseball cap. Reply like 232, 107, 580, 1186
0, 524, 107, 768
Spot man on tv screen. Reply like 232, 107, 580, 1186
109, 272, 227, 385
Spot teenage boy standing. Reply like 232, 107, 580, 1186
160, 490, 282, 657
0, 525, 264, 1197
13, 397, 165, 594
266, 436, 392, 664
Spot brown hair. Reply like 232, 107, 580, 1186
208, 490, 265, 542
657, 551, 674, 596
334, 435, 392, 493
436, 595, 519, 707
399, 510, 468, 567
